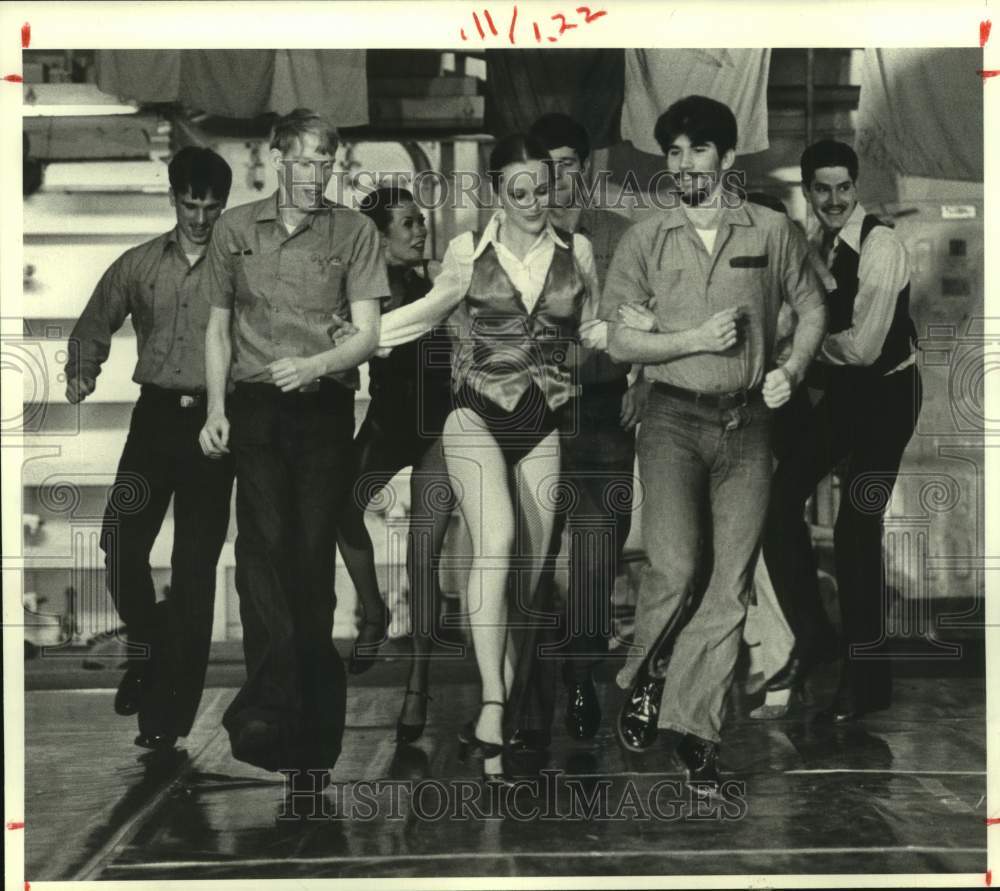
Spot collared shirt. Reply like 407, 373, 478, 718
204, 192, 388, 386
574, 207, 634, 387
599, 200, 826, 393
66, 228, 212, 392
809, 202, 913, 369
379, 211, 601, 348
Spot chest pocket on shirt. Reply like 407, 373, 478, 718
296, 254, 346, 311
729, 255, 769, 269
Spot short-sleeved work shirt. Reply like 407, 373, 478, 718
599, 201, 826, 394
204, 192, 388, 387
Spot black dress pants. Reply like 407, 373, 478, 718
101, 386, 234, 738
223, 381, 355, 772
763, 365, 922, 705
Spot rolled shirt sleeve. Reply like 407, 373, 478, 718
346, 214, 390, 303
821, 227, 909, 366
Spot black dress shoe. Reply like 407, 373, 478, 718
507, 728, 551, 753
134, 732, 177, 750
565, 674, 601, 741
114, 665, 145, 716
616, 673, 664, 753
676, 733, 722, 797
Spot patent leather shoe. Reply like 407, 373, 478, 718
564, 673, 601, 740
616, 673, 664, 753
676, 733, 722, 797
134, 731, 177, 751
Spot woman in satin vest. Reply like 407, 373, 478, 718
379, 134, 605, 783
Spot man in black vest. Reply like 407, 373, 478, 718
762, 139, 922, 722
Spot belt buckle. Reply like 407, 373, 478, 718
730, 389, 749, 409
179, 394, 197, 408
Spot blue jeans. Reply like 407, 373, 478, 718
618, 386, 773, 743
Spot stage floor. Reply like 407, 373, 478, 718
22, 650, 988, 882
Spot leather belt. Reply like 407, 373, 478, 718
140, 385, 205, 409
652, 381, 761, 410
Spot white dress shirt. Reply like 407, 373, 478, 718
809, 202, 914, 371
380, 211, 603, 348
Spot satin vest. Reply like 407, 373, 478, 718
449, 230, 586, 412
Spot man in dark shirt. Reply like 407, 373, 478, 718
506, 113, 644, 751
199, 109, 387, 789
65, 147, 235, 750
601, 96, 827, 795
762, 140, 922, 722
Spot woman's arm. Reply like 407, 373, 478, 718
379, 239, 471, 348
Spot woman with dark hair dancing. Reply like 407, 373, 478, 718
335, 187, 456, 744
378, 134, 605, 783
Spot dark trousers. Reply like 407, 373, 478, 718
763, 365, 922, 704
101, 386, 234, 738
511, 379, 636, 734
223, 381, 355, 772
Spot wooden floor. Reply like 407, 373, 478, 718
22, 648, 988, 882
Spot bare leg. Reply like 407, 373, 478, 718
443, 408, 514, 776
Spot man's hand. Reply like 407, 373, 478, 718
328, 313, 359, 346
199, 412, 230, 457
617, 302, 657, 332
268, 356, 323, 392
66, 375, 96, 405
762, 365, 795, 409
694, 308, 740, 353
620, 377, 650, 431
580, 320, 608, 351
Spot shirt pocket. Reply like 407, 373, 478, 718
296, 254, 346, 310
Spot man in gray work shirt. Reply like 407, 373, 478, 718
601, 96, 827, 796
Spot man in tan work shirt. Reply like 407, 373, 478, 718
198, 109, 387, 793
601, 96, 827, 797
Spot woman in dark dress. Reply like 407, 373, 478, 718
337, 187, 455, 743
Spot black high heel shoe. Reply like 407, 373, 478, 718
396, 689, 432, 744
348, 604, 391, 675
457, 700, 513, 786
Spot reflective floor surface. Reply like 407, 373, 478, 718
22, 654, 988, 881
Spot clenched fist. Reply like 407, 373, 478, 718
762, 365, 795, 409
694, 308, 740, 353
